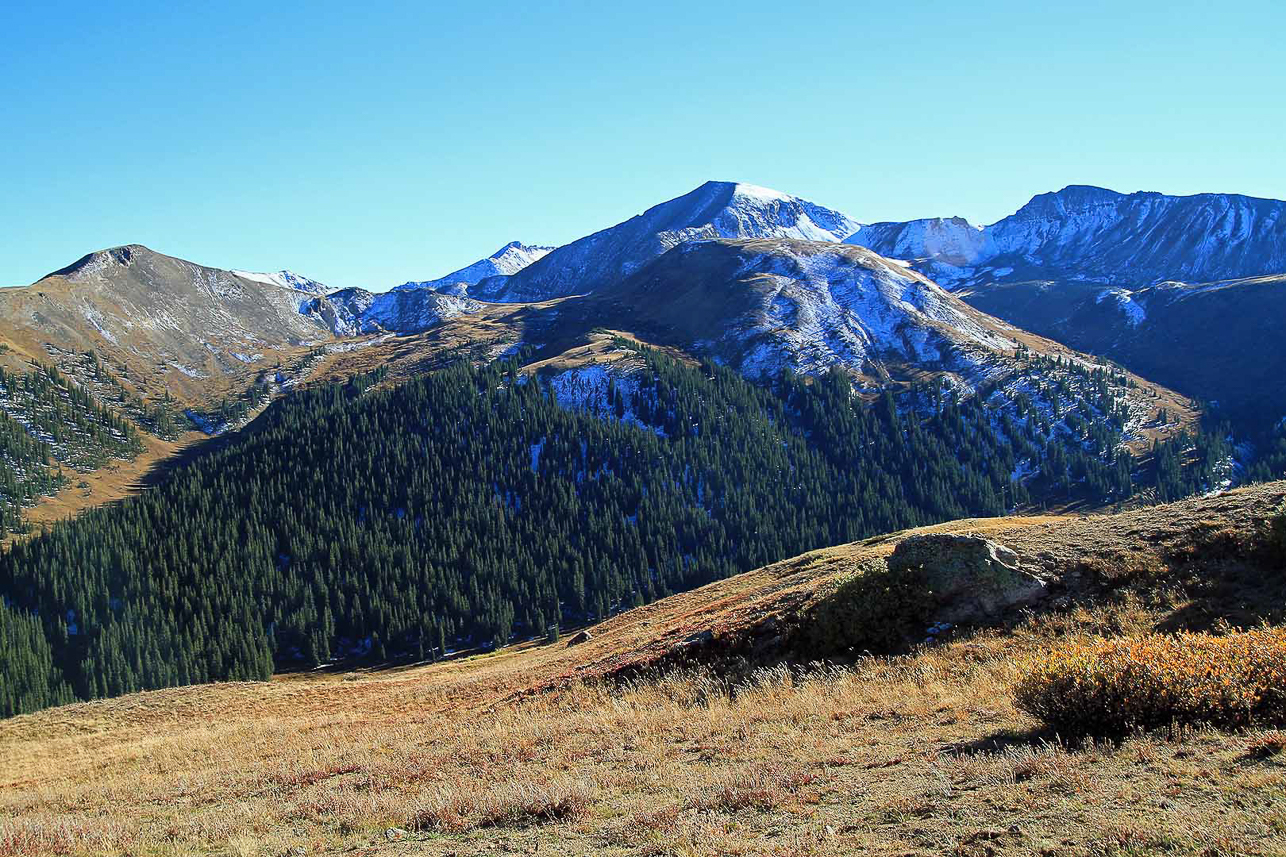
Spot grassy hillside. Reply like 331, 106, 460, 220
2, 482, 1284, 856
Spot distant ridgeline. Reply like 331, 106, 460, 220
0, 349, 1253, 717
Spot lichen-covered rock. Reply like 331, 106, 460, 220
888, 533, 1046, 624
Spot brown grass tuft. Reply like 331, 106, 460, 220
411, 776, 594, 832
691, 762, 818, 812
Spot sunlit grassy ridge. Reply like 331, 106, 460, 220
2, 483, 1285, 856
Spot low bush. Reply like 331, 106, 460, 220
1014, 629, 1286, 736
800, 560, 933, 655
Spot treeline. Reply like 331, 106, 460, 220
0, 362, 144, 533
0, 350, 1201, 716
76, 350, 186, 440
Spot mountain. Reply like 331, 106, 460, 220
301, 235, 1198, 466
959, 273, 1286, 430
0, 245, 335, 404
231, 269, 333, 296
847, 185, 1286, 289
592, 239, 1013, 383
500, 239, 1199, 482
845, 217, 991, 287
393, 241, 554, 295
985, 186, 1286, 285
846, 186, 1286, 431
307, 288, 483, 336
471, 181, 862, 302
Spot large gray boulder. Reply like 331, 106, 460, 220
888, 533, 1046, 624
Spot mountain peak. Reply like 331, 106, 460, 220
1014, 185, 1124, 218
471, 182, 861, 302
489, 241, 555, 261
232, 269, 333, 295
393, 241, 554, 294
729, 181, 792, 202
688, 180, 791, 201
45, 244, 158, 280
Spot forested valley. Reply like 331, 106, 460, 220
0, 348, 1245, 716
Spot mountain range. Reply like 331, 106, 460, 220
848, 185, 1286, 289
0, 175, 1282, 726
1, 178, 1283, 468
452, 181, 862, 303
846, 185, 1286, 429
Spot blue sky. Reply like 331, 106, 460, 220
3, 0, 1283, 290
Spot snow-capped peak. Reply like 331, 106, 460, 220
393, 241, 555, 294
470, 181, 863, 302
730, 182, 792, 203
486, 241, 556, 274
847, 185, 1286, 289
233, 269, 332, 295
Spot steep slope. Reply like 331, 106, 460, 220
960, 273, 1286, 429
593, 238, 1012, 382
0, 245, 335, 404
474, 181, 861, 302
393, 241, 554, 295
847, 185, 1286, 289
305, 287, 484, 336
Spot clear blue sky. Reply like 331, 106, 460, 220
3, 0, 1283, 290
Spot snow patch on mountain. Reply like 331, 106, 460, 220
394, 241, 554, 294
848, 185, 1286, 289
1096, 288, 1147, 326
478, 181, 862, 302
233, 270, 332, 296
846, 217, 988, 268
690, 242, 1013, 380
548, 363, 663, 436
363, 290, 482, 332
302, 287, 482, 336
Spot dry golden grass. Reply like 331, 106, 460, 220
3, 482, 1285, 856
4, 640, 1285, 857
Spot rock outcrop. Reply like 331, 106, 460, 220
888, 533, 1047, 624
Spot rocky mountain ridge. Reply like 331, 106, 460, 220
847, 185, 1286, 289
463, 181, 862, 303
